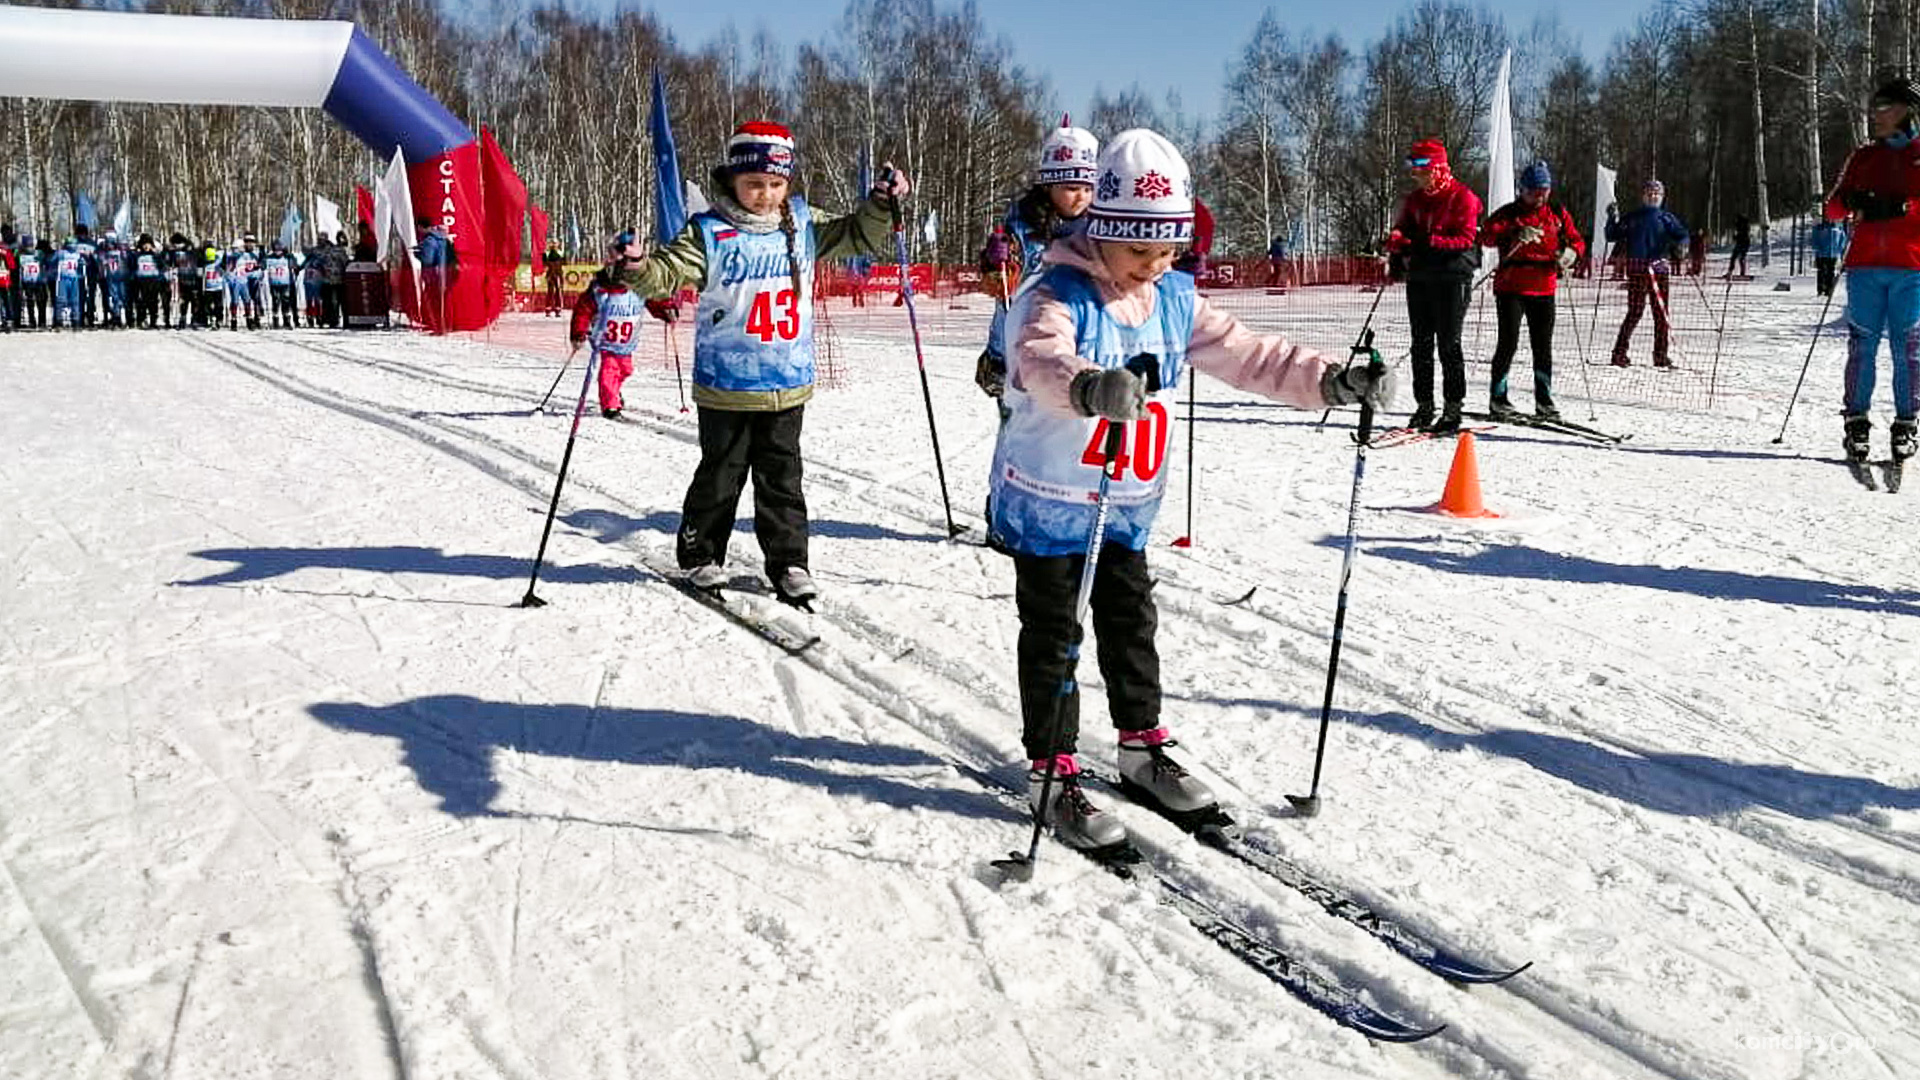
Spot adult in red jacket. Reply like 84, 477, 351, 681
1482, 160, 1585, 421
1823, 77, 1920, 465
1386, 139, 1482, 432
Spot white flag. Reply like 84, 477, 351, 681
1593, 163, 1618, 267
1485, 50, 1514, 217
684, 179, 709, 216
373, 146, 417, 268
921, 209, 939, 246
111, 197, 131, 237
312, 193, 343, 244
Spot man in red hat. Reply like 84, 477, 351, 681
1385, 138, 1482, 432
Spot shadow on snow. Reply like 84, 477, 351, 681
308, 693, 1017, 824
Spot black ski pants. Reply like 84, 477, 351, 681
1489, 292, 1557, 409
678, 404, 809, 581
1013, 543, 1161, 761
1406, 277, 1472, 408
1817, 258, 1838, 297
22, 283, 49, 328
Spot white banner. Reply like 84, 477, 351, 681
1593, 163, 1618, 265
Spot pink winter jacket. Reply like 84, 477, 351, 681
1011, 232, 1336, 414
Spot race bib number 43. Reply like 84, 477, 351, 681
745, 289, 800, 342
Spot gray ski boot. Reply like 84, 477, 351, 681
1116, 730, 1239, 839
1028, 756, 1130, 855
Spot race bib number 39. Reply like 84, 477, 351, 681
601, 318, 636, 345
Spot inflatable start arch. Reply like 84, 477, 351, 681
0, 4, 507, 331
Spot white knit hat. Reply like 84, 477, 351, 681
1035, 117, 1098, 186
1085, 129, 1194, 243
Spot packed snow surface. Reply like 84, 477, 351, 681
3, 270, 1917, 1080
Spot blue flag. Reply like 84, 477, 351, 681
74, 192, 97, 231
650, 68, 689, 246
850, 146, 873, 277
278, 203, 304, 252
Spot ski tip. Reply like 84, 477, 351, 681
1430, 957, 1533, 985
1369, 1021, 1448, 1044
1222, 586, 1258, 606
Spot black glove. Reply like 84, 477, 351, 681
1848, 190, 1910, 221
1069, 366, 1146, 420
1387, 251, 1407, 282
975, 349, 1006, 398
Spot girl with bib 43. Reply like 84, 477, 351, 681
616, 120, 907, 607
992, 129, 1396, 854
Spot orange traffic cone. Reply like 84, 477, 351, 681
1432, 431, 1500, 518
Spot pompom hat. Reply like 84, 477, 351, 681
1036, 116, 1099, 186
725, 120, 796, 178
1520, 160, 1552, 191
1085, 128, 1194, 244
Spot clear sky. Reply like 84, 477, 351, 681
638, 0, 1663, 126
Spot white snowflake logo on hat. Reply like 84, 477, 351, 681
1134, 172, 1173, 201
1098, 171, 1122, 201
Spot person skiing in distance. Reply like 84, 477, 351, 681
1482, 160, 1586, 421
131, 234, 164, 328
542, 238, 566, 316
569, 231, 650, 420
612, 120, 905, 606
1823, 76, 1920, 467
264, 239, 299, 328
1385, 138, 1481, 433
976, 119, 1099, 401
1726, 214, 1752, 278
1605, 179, 1689, 367
990, 128, 1395, 851
20, 237, 52, 329
98, 231, 130, 328
1811, 214, 1848, 297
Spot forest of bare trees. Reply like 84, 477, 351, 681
5, 0, 1919, 261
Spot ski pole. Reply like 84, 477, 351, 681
517, 347, 603, 608
664, 316, 688, 413
884, 174, 962, 537
1173, 368, 1197, 547
1287, 336, 1384, 819
1316, 278, 1392, 431
533, 350, 574, 413
1772, 284, 1840, 444
998, 354, 1159, 882
1561, 265, 1600, 420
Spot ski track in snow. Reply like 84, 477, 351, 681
4, 284, 1918, 1079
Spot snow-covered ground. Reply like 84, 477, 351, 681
3, 267, 1917, 1080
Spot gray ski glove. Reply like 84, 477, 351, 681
1070, 366, 1147, 420
1320, 353, 1398, 409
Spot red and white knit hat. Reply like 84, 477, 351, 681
1085, 129, 1194, 243
1035, 116, 1098, 186
726, 120, 796, 178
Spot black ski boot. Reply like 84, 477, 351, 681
1488, 397, 1517, 421
1893, 419, 1917, 462
1427, 402, 1463, 435
1844, 414, 1873, 463
1406, 403, 1435, 431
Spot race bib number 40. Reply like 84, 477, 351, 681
1080, 401, 1171, 482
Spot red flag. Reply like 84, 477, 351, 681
1192, 197, 1216, 257
529, 202, 550, 270
479, 126, 529, 326
355, 185, 375, 229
